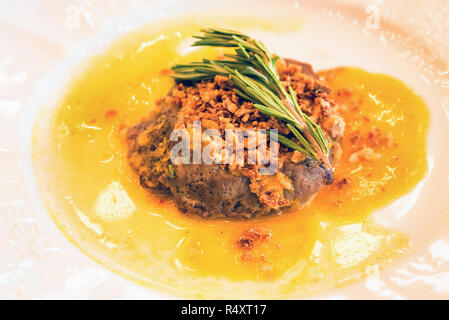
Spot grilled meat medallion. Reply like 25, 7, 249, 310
127, 59, 345, 219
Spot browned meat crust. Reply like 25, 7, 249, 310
127, 59, 344, 219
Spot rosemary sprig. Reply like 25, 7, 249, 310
171, 28, 331, 169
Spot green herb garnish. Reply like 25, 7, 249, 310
168, 164, 175, 178
171, 28, 331, 169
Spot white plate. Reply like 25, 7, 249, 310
0, 0, 448, 299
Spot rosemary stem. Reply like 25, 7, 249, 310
171, 28, 332, 170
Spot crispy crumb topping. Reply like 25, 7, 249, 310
158, 59, 344, 209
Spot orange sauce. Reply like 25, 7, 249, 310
32, 18, 429, 298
